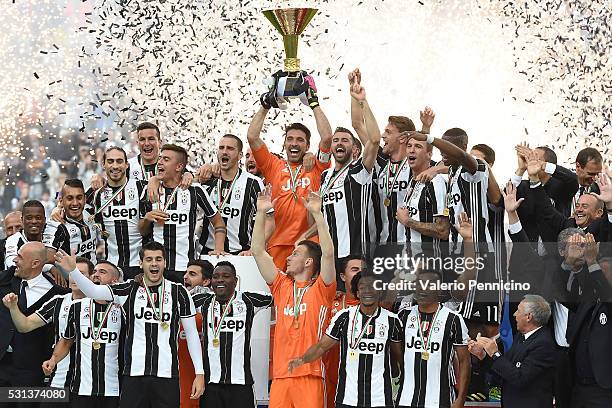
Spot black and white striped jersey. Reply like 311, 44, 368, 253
199, 170, 263, 254
446, 160, 491, 253
87, 179, 148, 268
62, 299, 124, 396
4, 232, 29, 268
141, 183, 218, 271
327, 305, 403, 408
192, 291, 273, 385
397, 304, 469, 408
35, 293, 75, 389
321, 162, 373, 259
402, 174, 449, 257
127, 154, 157, 181
374, 149, 414, 244
43, 214, 98, 264
104, 279, 195, 378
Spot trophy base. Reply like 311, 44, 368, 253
284, 58, 300, 72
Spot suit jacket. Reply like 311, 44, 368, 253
0, 267, 69, 369
490, 327, 557, 408
564, 263, 612, 389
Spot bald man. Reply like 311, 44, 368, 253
1, 211, 22, 272
0, 242, 70, 392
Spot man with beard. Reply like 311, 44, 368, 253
396, 269, 471, 408
60, 241, 205, 407
44, 179, 98, 265
42, 260, 124, 408
252, 187, 336, 408
0, 211, 22, 272
5, 201, 46, 268
3, 257, 92, 397
183, 259, 213, 292
247, 75, 333, 270
289, 273, 404, 408
197, 134, 264, 255
191, 261, 273, 408
139, 144, 226, 282
245, 148, 262, 178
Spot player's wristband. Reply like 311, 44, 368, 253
426, 134, 435, 144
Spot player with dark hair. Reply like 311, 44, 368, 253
4, 201, 46, 269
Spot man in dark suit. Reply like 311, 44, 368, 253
475, 295, 557, 408
0, 241, 69, 407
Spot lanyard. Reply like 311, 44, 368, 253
216, 171, 240, 210
211, 292, 237, 340
293, 280, 313, 321
90, 182, 127, 221
349, 307, 377, 349
143, 279, 166, 323
416, 304, 441, 353
158, 185, 179, 212
321, 161, 352, 195
383, 158, 408, 203
286, 163, 303, 199
139, 155, 157, 181
89, 300, 113, 343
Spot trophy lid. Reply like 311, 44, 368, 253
262, 8, 318, 36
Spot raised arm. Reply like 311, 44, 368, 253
349, 69, 369, 146
1, 293, 46, 333
54, 250, 113, 301
247, 107, 269, 151
251, 185, 278, 285
303, 190, 335, 285
406, 132, 478, 174
454, 213, 477, 301
360, 89, 382, 173
312, 106, 333, 152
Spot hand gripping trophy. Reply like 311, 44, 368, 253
260, 8, 319, 110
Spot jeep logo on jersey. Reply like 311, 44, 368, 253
220, 206, 240, 218
163, 211, 188, 224
283, 303, 307, 316
447, 192, 461, 207
76, 239, 96, 255
82, 328, 119, 343
323, 190, 344, 204
281, 178, 310, 192
406, 337, 441, 352
102, 206, 138, 219
356, 340, 385, 354
378, 179, 409, 192
207, 318, 245, 332
134, 307, 171, 322
407, 206, 418, 216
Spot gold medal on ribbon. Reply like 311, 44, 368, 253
211, 293, 237, 348
160, 321, 169, 330
349, 350, 358, 361
421, 351, 430, 360
89, 300, 112, 352
212, 338, 220, 348
443, 208, 449, 217
93, 341, 101, 350
383, 198, 391, 207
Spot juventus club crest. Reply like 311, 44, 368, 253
128, 188, 136, 201
600, 313, 607, 325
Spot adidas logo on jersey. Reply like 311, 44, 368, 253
102, 206, 137, 219
406, 337, 441, 352
283, 303, 307, 317
473, 311, 481, 317
323, 190, 344, 204
82, 328, 119, 343
220, 206, 240, 218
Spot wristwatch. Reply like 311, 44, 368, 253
492, 351, 502, 360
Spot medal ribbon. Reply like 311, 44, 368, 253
211, 292, 237, 340
349, 307, 377, 349
143, 279, 166, 323
383, 158, 408, 202
158, 185, 180, 212
320, 161, 353, 196
90, 182, 127, 221
293, 280, 313, 321
216, 171, 240, 210
286, 164, 303, 197
139, 155, 158, 181
403, 179, 423, 209
416, 304, 441, 354
89, 300, 113, 343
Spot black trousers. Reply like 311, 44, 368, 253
571, 383, 612, 408
69, 394, 119, 408
200, 383, 255, 408
120, 375, 179, 408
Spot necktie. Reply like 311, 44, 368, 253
18, 281, 28, 312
